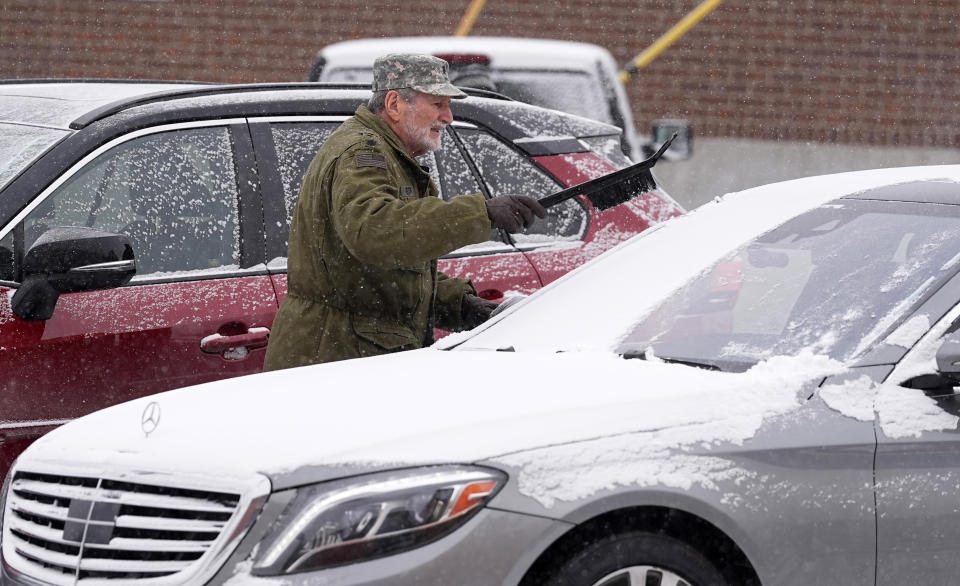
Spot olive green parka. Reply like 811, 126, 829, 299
263, 105, 491, 370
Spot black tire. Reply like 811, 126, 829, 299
546, 531, 729, 586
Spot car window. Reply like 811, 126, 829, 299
269, 123, 510, 258
494, 70, 608, 124
270, 122, 338, 250
433, 133, 483, 202
0, 230, 12, 282
22, 126, 240, 278
456, 128, 587, 245
432, 131, 502, 245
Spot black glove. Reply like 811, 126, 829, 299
461, 293, 498, 329
485, 195, 548, 233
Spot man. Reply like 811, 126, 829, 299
264, 53, 545, 370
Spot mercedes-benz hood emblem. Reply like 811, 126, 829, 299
141, 401, 161, 437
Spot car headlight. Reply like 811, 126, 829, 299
252, 465, 506, 575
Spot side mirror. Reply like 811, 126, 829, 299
936, 331, 960, 383
651, 119, 692, 161
307, 54, 326, 82
11, 227, 136, 321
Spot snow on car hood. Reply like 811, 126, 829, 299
23, 348, 843, 490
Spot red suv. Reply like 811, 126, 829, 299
0, 81, 683, 481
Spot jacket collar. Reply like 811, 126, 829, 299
354, 105, 416, 162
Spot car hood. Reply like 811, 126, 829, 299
24, 348, 843, 490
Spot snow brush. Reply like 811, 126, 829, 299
538, 132, 677, 211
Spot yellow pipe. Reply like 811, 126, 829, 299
620, 0, 723, 83
454, 0, 487, 37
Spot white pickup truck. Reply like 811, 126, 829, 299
308, 36, 690, 162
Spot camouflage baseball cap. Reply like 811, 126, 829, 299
372, 53, 468, 99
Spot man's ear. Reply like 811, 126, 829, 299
383, 90, 403, 123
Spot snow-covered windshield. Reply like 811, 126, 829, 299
0, 123, 68, 190
618, 199, 960, 370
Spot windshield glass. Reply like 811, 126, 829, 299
618, 199, 960, 370
493, 70, 608, 123
0, 123, 68, 190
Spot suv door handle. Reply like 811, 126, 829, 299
200, 327, 270, 355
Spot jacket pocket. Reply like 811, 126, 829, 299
353, 316, 420, 354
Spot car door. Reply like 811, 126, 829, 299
252, 118, 542, 313
872, 270, 960, 584
0, 121, 277, 475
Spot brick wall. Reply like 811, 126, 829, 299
1, 0, 957, 148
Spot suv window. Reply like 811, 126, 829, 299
0, 230, 12, 282
456, 128, 587, 244
270, 122, 339, 250
22, 126, 240, 277
433, 134, 482, 202
267, 122, 510, 256
431, 130, 502, 245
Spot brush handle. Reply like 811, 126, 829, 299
537, 184, 582, 209
649, 132, 678, 162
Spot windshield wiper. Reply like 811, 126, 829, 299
621, 350, 722, 371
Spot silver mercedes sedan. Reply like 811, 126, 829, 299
4, 165, 960, 586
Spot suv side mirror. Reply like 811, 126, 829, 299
11, 227, 136, 321
307, 54, 326, 82
936, 331, 960, 383
651, 119, 692, 161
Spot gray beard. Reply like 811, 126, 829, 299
403, 118, 444, 153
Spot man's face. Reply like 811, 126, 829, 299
395, 92, 453, 157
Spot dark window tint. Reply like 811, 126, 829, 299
23, 126, 240, 276
457, 128, 587, 243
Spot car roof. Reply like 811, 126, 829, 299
318, 36, 619, 71
1, 80, 621, 140
0, 80, 536, 131
0, 81, 213, 129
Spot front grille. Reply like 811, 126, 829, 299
3, 471, 243, 584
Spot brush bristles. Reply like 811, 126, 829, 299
539, 132, 675, 211
587, 169, 658, 211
